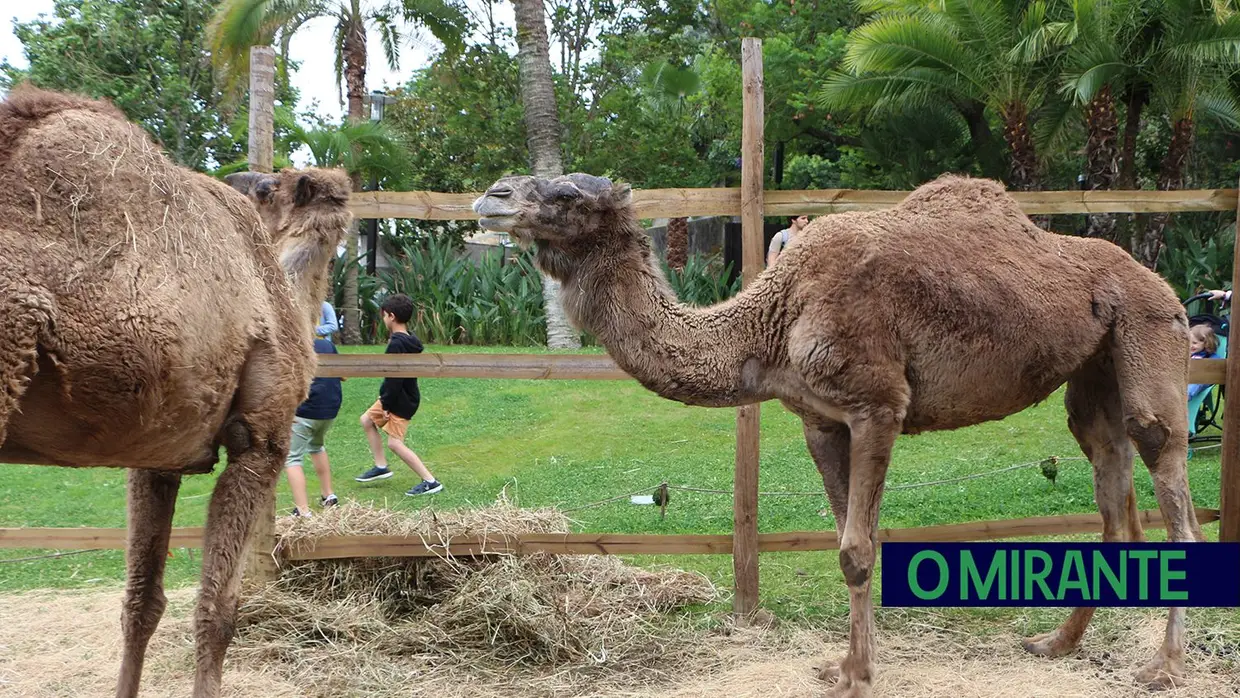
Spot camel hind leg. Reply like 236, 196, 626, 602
1112, 310, 1204, 689
192, 342, 295, 698
1023, 355, 1142, 658
0, 282, 57, 445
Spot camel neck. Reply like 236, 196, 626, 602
560, 226, 769, 407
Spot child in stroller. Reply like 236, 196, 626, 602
1184, 289, 1231, 444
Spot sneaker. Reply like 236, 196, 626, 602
355, 466, 393, 483
321, 494, 339, 507
405, 480, 444, 496
291, 507, 311, 518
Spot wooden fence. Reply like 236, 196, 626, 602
4, 38, 1238, 622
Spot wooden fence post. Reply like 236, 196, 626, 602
733, 37, 764, 621
1220, 176, 1240, 542
243, 45, 280, 585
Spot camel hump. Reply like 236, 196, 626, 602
0, 86, 127, 161
897, 174, 1030, 226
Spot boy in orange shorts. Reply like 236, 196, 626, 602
353, 293, 442, 496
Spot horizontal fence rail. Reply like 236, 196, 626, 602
314, 353, 1228, 385
315, 352, 630, 380
349, 187, 1240, 220
1, 508, 1218, 556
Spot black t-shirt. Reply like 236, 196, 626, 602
378, 331, 423, 419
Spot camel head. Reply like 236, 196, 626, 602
225, 168, 352, 248
471, 173, 633, 248
226, 167, 352, 323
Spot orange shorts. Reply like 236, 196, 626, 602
364, 399, 409, 441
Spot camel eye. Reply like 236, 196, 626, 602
550, 184, 581, 202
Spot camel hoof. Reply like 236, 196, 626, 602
1021, 630, 1077, 658
826, 679, 872, 698
814, 658, 841, 683
1135, 654, 1186, 690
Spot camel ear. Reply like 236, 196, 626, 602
294, 174, 317, 207
612, 182, 632, 207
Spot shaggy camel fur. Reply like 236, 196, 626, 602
0, 86, 351, 697
473, 173, 1205, 698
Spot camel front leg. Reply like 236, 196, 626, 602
116, 469, 181, 698
829, 411, 900, 698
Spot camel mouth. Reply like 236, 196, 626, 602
477, 215, 518, 232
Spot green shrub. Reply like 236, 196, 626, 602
664, 253, 742, 306
379, 237, 547, 346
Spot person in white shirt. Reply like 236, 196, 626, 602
767, 214, 809, 267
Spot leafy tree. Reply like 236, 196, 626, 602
1, 0, 246, 170
1135, 0, 1240, 268
820, 0, 1056, 190
208, 0, 470, 344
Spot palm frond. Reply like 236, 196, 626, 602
1032, 91, 1081, 153
334, 10, 349, 108
1196, 88, 1240, 128
371, 10, 402, 70
393, 0, 470, 56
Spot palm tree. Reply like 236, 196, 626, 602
1032, 0, 1149, 244
208, 0, 468, 343
818, 0, 1057, 192
1135, 0, 1240, 269
512, 0, 579, 349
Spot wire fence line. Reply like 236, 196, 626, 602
557, 453, 1134, 512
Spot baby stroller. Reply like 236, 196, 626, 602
1183, 292, 1229, 444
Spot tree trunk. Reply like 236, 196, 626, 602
1115, 84, 1148, 254
667, 217, 688, 270
512, 0, 579, 349
1083, 85, 1120, 243
960, 100, 1005, 180
1000, 100, 1047, 228
339, 16, 367, 345
1137, 117, 1194, 270
1118, 85, 1149, 190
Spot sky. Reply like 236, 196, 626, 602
1, 0, 516, 127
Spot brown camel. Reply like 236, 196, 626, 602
472, 173, 1205, 697
0, 86, 351, 697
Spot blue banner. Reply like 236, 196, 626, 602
880, 542, 1240, 607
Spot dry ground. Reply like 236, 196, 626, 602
2, 587, 1237, 698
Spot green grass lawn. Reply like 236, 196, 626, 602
0, 344, 1229, 635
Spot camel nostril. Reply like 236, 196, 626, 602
487, 186, 513, 198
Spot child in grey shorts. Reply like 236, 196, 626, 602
285, 337, 344, 516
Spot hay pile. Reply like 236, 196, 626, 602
234, 499, 717, 687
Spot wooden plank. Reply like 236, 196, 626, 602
315, 352, 630, 380
349, 188, 1239, 220
278, 508, 1220, 560
732, 37, 765, 623
0, 527, 205, 550
1222, 177, 1240, 543
313, 353, 1226, 384
1190, 358, 1226, 385
3, 508, 1218, 557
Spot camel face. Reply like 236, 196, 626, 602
472, 173, 631, 246
226, 168, 351, 247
